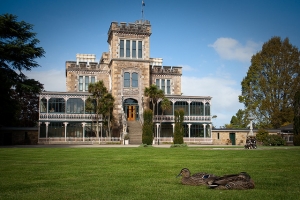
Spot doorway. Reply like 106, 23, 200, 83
127, 105, 136, 121
124, 98, 139, 121
229, 132, 236, 145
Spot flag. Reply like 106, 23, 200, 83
142, 1, 145, 6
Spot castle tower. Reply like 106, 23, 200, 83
107, 20, 152, 122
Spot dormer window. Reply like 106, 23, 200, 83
119, 40, 143, 59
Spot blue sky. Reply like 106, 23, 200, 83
1, 0, 300, 127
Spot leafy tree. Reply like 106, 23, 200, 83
293, 91, 300, 145
100, 93, 115, 137
0, 13, 45, 126
256, 129, 269, 143
144, 84, 164, 117
239, 37, 300, 129
88, 80, 114, 138
13, 79, 44, 127
173, 109, 184, 144
142, 109, 153, 145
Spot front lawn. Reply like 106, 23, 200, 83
0, 146, 299, 199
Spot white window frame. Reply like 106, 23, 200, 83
119, 39, 143, 59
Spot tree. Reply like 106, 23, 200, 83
239, 37, 300, 129
88, 80, 114, 138
13, 79, 44, 127
173, 109, 184, 144
227, 109, 249, 128
99, 93, 115, 137
159, 97, 171, 141
0, 13, 45, 126
293, 91, 300, 145
142, 109, 153, 145
144, 84, 164, 117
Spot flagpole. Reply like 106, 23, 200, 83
141, 1, 145, 22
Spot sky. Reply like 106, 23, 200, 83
1, 0, 300, 128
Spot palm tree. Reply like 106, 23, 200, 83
99, 93, 115, 137
144, 84, 164, 118
88, 80, 108, 138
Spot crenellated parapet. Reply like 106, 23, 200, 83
150, 65, 182, 75
107, 20, 151, 42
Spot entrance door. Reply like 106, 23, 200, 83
127, 106, 136, 121
229, 133, 236, 145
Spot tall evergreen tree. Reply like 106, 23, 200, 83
0, 14, 45, 126
173, 109, 184, 144
239, 37, 300, 128
142, 109, 153, 145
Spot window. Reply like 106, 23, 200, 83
120, 40, 124, 57
132, 73, 138, 87
78, 76, 95, 92
48, 98, 65, 113
124, 72, 130, 87
40, 98, 47, 113
138, 41, 142, 58
124, 72, 138, 88
67, 98, 84, 114
205, 102, 210, 116
155, 79, 171, 94
79, 76, 83, 91
132, 41, 136, 57
85, 76, 89, 91
119, 39, 143, 59
126, 40, 130, 57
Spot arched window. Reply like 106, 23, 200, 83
40, 98, 47, 113
205, 102, 210, 116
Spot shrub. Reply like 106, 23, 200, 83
263, 134, 286, 146
173, 109, 184, 144
256, 129, 269, 142
142, 109, 153, 145
170, 144, 187, 148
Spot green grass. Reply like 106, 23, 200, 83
0, 146, 300, 200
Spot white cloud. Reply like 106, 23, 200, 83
24, 69, 65, 92
182, 76, 244, 127
209, 38, 259, 62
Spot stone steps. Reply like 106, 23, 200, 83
127, 121, 142, 144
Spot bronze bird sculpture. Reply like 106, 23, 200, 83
177, 168, 218, 186
207, 172, 255, 190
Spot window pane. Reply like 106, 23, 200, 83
124, 72, 130, 87
167, 80, 171, 94
156, 79, 160, 88
126, 40, 130, 57
40, 98, 47, 113
67, 98, 84, 114
161, 79, 165, 93
138, 41, 142, 58
132, 72, 138, 87
85, 76, 89, 91
132, 41, 136, 58
120, 40, 124, 57
79, 76, 83, 91
91, 76, 95, 83
48, 98, 65, 113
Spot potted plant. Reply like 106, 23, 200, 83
124, 134, 130, 145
